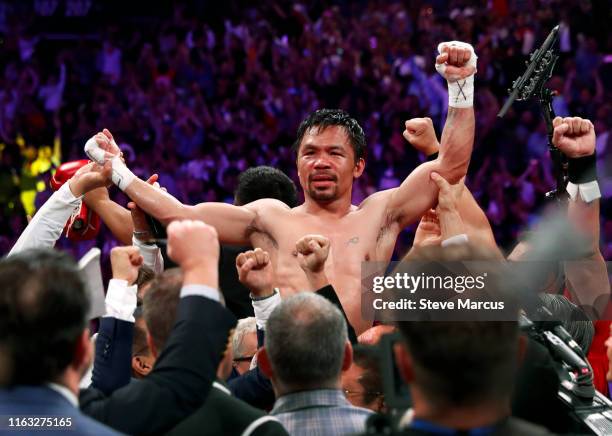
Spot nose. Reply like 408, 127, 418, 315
314, 156, 331, 168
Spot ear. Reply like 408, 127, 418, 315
257, 347, 274, 379
132, 355, 153, 377
341, 340, 353, 371
146, 332, 158, 359
72, 329, 92, 372
393, 342, 414, 384
353, 158, 365, 179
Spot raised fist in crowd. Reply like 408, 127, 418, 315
167, 220, 220, 289
236, 248, 274, 298
295, 234, 330, 274
552, 116, 596, 158
403, 117, 439, 156
110, 246, 143, 286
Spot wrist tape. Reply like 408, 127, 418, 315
435, 41, 477, 108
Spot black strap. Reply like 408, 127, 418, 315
567, 154, 596, 184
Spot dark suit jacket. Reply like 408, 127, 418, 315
168, 381, 288, 436
361, 416, 555, 436
90, 317, 134, 395
80, 296, 236, 435
0, 386, 119, 436
229, 365, 275, 411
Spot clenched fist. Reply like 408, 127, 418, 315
167, 220, 219, 275
403, 117, 439, 156
435, 41, 477, 81
435, 41, 477, 108
236, 248, 274, 297
110, 246, 143, 285
295, 235, 330, 274
552, 116, 595, 158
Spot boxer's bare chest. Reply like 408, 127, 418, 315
249, 206, 398, 291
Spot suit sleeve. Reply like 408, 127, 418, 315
8, 183, 81, 256
90, 317, 134, 394
228, 365, 275, 411
316, 284, 358, 344
80, 296, 236, 435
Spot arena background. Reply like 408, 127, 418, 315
0, 0, 610, 274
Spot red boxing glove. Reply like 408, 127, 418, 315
51, 160, 101, 241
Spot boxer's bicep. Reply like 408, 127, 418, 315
189, 202, 256, 245
385, 161, 439, 229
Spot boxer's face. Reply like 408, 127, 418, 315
297, 125, 364, 202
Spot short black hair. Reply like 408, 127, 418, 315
0, 249, 89, 386
234, 166, 298, 207
396, 244, 519, 408
397, 321, 519, 408
292, 109, 366, 163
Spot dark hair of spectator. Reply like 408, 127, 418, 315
292, 109, 366, 163
132, 319, 150, 357
136, 265, 156, 290
0, 249, 89, 386
234, 166, 299, 207
397, 321, 520, 408
395, 243, 519, 407
143, 268, 183, 353
539, 293, 594, 354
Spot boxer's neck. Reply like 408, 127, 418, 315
302, 194, 353, 217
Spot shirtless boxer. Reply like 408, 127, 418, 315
85, 41, 478, 334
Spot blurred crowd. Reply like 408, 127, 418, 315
0, 0, 610, 259
1, 2, 612, 435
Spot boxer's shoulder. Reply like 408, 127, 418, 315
357, 188, 395, 210
243, 198, 293, 219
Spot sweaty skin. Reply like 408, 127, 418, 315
118, 104, 473, 335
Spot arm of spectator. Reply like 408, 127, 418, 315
295, 234, 358, 342
84, 188, 133, 245
228, 365, 275, 410
552, 116, 609, 316
236, 248, 280, 331
295, 234, 331, 290
128, 194, 164, 275
86, 129, 256, 245
382, 44, 475, 229
9, 161, 111, 255
430, 173, 467, 245
84, 174, 160, 246
90, 247, 142, 395
81, 220, 236, 434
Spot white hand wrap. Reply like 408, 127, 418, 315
435, 41, 477, 108
84, 136, 136, 191
84, 136, 106, 165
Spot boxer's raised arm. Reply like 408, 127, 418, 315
84, 129, 256, 246
383, 42, 475, 229
123, 178, 255, 246
402, 117, 495, 248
